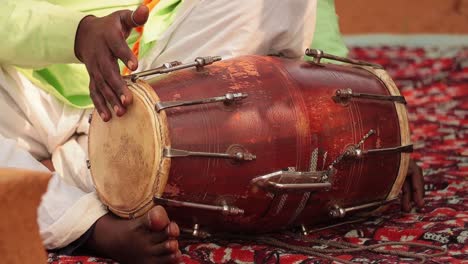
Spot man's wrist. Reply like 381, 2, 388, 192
74, 15, 97, 62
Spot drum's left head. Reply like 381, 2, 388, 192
88, 81, 171, 218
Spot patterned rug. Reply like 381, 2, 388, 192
49, 46, 468, 263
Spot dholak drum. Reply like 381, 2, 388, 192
88, 49, 411, 235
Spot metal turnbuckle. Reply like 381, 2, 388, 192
333, 88, 407, 104
153, 197, 244, 216
127, 56, 221, 82
250, 170, 332, 192
155, 92, 248, 112
163, 146, 256, 161
329, 198, 399, 218
344, 144, 414, 159
180, 224, 211, 238
305, 49, 384, 69
326, 129, 375, 171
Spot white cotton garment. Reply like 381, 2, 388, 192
0, 0, 317, 249
139, 0, 317, 70
0, 65, 107, 249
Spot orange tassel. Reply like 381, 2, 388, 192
123, 0, 160, 75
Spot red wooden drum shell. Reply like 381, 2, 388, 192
88, 55, 410, 233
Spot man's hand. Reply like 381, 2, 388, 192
402, 159, 425, 212
74, 5, 149, 121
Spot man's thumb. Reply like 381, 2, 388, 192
123, 5, 149, 29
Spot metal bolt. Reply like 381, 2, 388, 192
235, 152, 244, 160
329, 206, 346, 218
301, 224, 309, 236
192, 224, 200, 237
225, 93, 234, 101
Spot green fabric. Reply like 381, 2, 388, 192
306, 0, 348, 62
8, 0, 182, 109
5, 0, 343, 108
139, 0, 183, 58
1, 0, 86, 68
17, 64, 93, 108
45, 0, 140, 16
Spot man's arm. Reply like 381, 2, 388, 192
1, 0, 149, 121
0, 0, 85, 68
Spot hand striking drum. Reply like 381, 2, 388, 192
88, 50, 412, 236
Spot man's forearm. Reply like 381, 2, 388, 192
0, 0, 86, 68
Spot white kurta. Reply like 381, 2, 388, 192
0, 0, 317, 249
0, 65, 107, 249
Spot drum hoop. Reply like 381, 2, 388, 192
89, 79, 171, 218
132, 79, 172, 199
361, 66, 411, 201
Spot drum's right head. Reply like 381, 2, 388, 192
88, 81, 170, 218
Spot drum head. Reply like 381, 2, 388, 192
88, 80, 170, 218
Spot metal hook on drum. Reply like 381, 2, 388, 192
329, 198, 399, 219
250, 169, 332, 192
127, 56, 222, 82
305, 49, 384, 69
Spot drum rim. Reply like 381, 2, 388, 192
361, 66, 411, 201
88, 79, 171, 218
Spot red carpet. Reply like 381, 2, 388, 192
49, 46, 468, 263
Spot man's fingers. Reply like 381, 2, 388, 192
77, 7, 145, 115
121, 5, 149, 29
94, 69, 126, 117
411, 163, 425, 208
106, 32, 138, 71
89, 79, 111, 121
101, 57, 133, 106
402, 180, 412, 212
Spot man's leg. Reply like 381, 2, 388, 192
0, 133, 181, 262
0, 132, 108, 249
0, 66, 181, 262
0, 65, 105, 248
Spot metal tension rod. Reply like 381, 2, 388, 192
163, 147, 256, 161
305, 48, 384, 69
334, 88, 407, 104
155, 92, 248, 112
127, 56, 222, 82
329, 198, 399, 218
153, 197, 244, 215
344, 144, 414, 159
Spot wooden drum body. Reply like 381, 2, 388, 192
88, 53, 411, 234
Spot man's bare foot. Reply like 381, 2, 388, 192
84, 206, 181, 264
